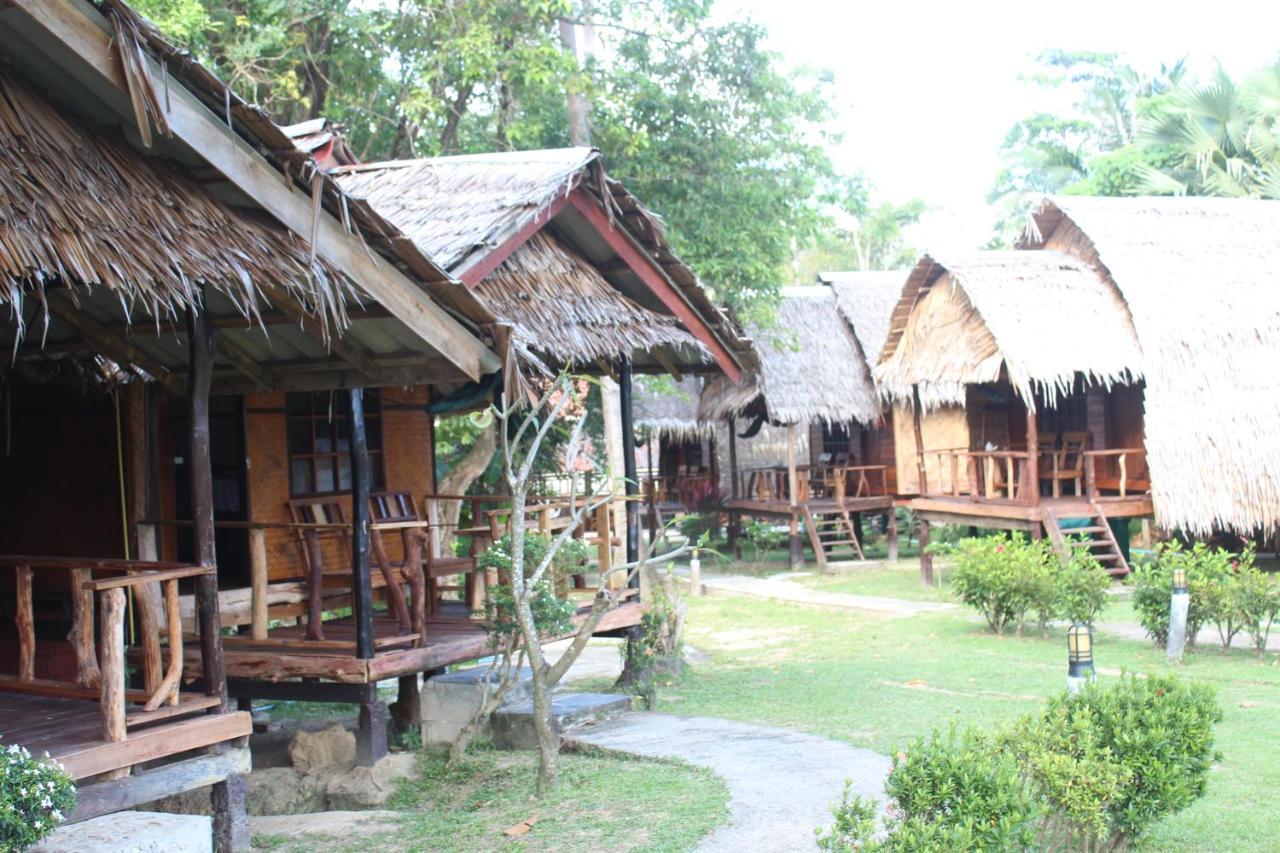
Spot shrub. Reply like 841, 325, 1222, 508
1055, 548, 1112, 626
942, 534, 1057, 636
739, 518, 783, 564
1237, 561, 1280, 655
814, 781, 878, 852
0, 743, 75, 852
822, 675, 1222, 851
478, 532, 577, 639
1131, 542, 1223, 648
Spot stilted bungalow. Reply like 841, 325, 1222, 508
333, 149, 753, 568
875, 250, 1147, 575
700, 286, 895, 568
631, 377, 717, 531
0, 0, 504, 831
1021, 196, 1280, 539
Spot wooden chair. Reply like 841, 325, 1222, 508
1044, 431, 1090, 497
370, 491, 478, 620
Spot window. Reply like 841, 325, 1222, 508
286, 391, 385, 496
822, 423, 851, 461
1037, 390, 1088, 438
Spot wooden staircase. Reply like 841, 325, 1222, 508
1042, 505, 1130, 577
802, 505, 865, 568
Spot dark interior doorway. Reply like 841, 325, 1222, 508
172, 395, 250, 588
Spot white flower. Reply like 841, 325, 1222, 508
51, 809, 63, 822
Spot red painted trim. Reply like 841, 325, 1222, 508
567, 190, 742, 382
456, 193, 573, 287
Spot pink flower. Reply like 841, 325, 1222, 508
995, 545, 1005, 554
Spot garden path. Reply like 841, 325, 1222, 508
696, 572, 957, 617
567, 713, 890, 852
1096, 619, 1280, 652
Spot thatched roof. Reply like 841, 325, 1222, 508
476, 231, 703, 367
819, 271, 906, 369
874, 251, 1142, 408
0, 64, 354, 339
633, 377, 712, 440
700, 286, 882, 426
334, 148, 752, 372
1025, 195, 1280, 535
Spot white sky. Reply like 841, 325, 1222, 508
722, 0, 1280, 255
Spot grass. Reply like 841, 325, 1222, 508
625, 562, 1280, 851
257, 747, 729, 852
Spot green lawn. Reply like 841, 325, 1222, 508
639, 571, 1280, 851
255, 748, 728, 852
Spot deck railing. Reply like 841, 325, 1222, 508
0, 556, 216, 772
917, 448, 1036, 504
1084, 448, 1149, 500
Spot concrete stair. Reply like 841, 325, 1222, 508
491, 693, 633, 750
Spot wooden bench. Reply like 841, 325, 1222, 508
370, 490, 479, 620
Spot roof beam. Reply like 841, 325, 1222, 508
214, 334, 273, 391
14, 0, 498, 382
263, 291, 381, 383
44, 293, 183, 394
456, 194, 573, 287
566, 189, 742, 383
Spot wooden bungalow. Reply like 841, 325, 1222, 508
0, 0, 503, 838
631, 377, 717, 530
700, 286, 895, 568
1021, 196, 1280, 540
333, 149, 754, 566
874, 250, 1147, 574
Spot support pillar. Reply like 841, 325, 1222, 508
786, 423, 802, 569
349, 388, 386, 766
619, 358, 640, 572
911, 384, 928, 494
1025, 403, 1039, 504
727, 416, 741, 557
918, 519, 933, 587
886, 511, 899, 561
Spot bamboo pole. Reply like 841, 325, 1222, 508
249, 528, 269, 641
15, 564, 34, 681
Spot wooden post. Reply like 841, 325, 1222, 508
619, 358, 641, 573
727, 416, 741, 557
1025, 405, 1039, 505
68, 566, 101, 688
15, 564, 34, 681
190, 302, 248, 853
886, 511, 899, 561
786, 423, 802, 569
187, 304, 227, 711
1085, 453, 1097, 500
918, 520, 933, 587
911, 385, 928, 494
249, 528, 269, 641
100, 587, 128, 780
350, 388, 385, 768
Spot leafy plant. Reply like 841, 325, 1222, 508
814, 781, 878, 852
1131, 542, 1224, 648
1055, 547, 1112, 626
0, 742, 75, 852
478, 533, 577, 641
739, 518, 783, 564
938, 534, 1058, 636
1236, 561, 1280, 655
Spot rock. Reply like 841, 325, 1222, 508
325, 753, 418, 810
33, 811, 211, 853
289, 723, 357, 773
137, 785, 212, 816
247, 767, 327, 816
250, 810, 400, 841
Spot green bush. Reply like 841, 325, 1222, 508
477, 532, 577, 639
739, 518, 783, 563
814, 781, 878, 852
0, 743, 75, 851
1236, 560, 1280, 655
1056, 547, 1112, 626
1131, 542, 1226, 648
944, 534, 1057, 635
1018, 674, 1222, 847
821, 675, 1222, 851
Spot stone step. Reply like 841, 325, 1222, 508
421, 664, 533, 746
34, 812, 211, 853
491, 692, 633, 750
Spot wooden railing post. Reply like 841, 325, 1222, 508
144, 578, 183, 711
967, 455, 979, 501
99, 587, 128, 757
950, 453, 960, 497
1118, 453, 1128, 498
249, 527, 269, 641
15, 564, 34, 682
1085, 453, 1097, 500
68, 566, 101, 688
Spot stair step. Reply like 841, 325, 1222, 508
1069, 525, 1108, 533
491, 693, 632, 750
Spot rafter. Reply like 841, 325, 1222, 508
44, 293, 183, 393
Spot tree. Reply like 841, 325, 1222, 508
988, 51, 1185, 244
792, 176, 925, 280
1137, 63, 1280, 199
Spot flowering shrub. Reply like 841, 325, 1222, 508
477, 533, 577, 640
1132, 542, 1270, 650
0, 742, 75, 851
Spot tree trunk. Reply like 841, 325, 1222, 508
531, 675, 559, 796
437, 423, 497, 554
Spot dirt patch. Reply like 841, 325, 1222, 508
702, 626, 804, 651
879, 679, 1042, 702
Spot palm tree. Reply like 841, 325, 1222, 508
1138, 64, 1280, 198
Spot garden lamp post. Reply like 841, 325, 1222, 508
690, 547, 702, 596
1067, 623, 1095, 695
1167, 567, 1190, 664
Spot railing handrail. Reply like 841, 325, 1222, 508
1082, 447, 1145, 458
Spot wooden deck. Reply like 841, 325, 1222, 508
184, 599, 647, 684
0, 693, 251, 780
725, 495, 895, 517
910, 494, 1154, 531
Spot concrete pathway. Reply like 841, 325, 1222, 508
1095, 619, 1280, 652
250, 810, 399, 843
697, 572, 956, 617
567, 713, 890, 852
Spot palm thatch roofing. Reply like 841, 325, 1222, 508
1024, 195, 1280, 535
700, 286, 882, 427
874, 251, 1142, 408
333, 148, 750, 372
632, 376, 712, 440
476, 231, 702, 367
819, 271, 906, 370
0, 64, 354, 340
